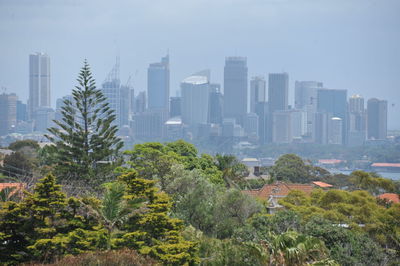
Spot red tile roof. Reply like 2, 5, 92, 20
243, 182, 314, 200
312, 181, 333, 188
0, 183, 26, 197
371, 163, 400, 168
377, 193, 400, 204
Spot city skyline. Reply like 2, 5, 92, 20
0, 0, 399, 129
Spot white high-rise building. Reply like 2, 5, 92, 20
29, 53, 51, 120
181, 72, 210, 128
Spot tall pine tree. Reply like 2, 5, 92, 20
46, 61, 123, 182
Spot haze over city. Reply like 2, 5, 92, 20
1, 0, 399, 128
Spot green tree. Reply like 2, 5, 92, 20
46, 61, 123, 182
0, 174, 107, 264
269, 154, 311, 183
267, 231, 332, 266
215, 154, 248, 188
2, 151, 33, 177
124, 142, 180, 190
116, 171, 199, 265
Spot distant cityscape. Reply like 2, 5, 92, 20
0, 52, 391, 150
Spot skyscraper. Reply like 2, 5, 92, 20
170, 96, 181, 118
134, 91, 147, 114
294, 81, 323, 109
268, 73, 289, 113
181, 73, 210, 128
101, 59, 122, 127
348, 94, 366, 146
317, 89, 348, 144
0, 93, 17, 136
208, 84, 223, 124
250, 76, 266, 113
29, 52, 51, 120
294, 81, 324, 140
223, 57, 248, 125
367, 98, 387, 140
147, 55, 170, 114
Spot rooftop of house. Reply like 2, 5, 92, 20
243, 182, 314, 200
377, 193, 400, 204
312, 181, 333, 188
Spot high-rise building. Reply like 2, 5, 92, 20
294, 81, 323, 109
328, 117, 343, 145
317, 89, 348, 144
181, 73, 210, 128
272, 110, 292, 143
16, 100, 27, 122
170, 97, 181, 118
147, 55, 170, 114
250, 76, 266, 113
29, 53, 50, 120
268, 73, 289, 113
0, 93, 17, 136
35, 107, 55, 132
244, 113, 259, 139
348, 94, 366, 146
367, 98, 387, 140
119, 85, 131, 127
135, 91, 146, 114
208, 84, 223, 124
255, 102, 270, 144
223, 57, 248, 125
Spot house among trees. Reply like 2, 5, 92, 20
0, 182, 25, 199
243, 182, 314, 213
377, 193, 400, 204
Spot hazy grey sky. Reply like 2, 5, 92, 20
1, 0, 399, 128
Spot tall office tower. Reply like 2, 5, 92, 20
349, 94, 364, 113
314, 112, 331, 144
35, 107, 55, 132
147, 55, 170, 115
348, 94, 366, 146
181, 73, 210, 128
367, 98, 387, 140
268, 73, 289, 113
16, 100, 27, 122
129, 88, 135, 120
294, 81, 323, 109
250, 76, 266, 113
290, 110, 307, 140
119, 85, 131, 127
135, 91, 146, 114
133, 111, 165, 140
272, 110, 292, 143
223, 57, 248, 125
101, 60, 122, 128
328, 117, 343, 145
170, 97, 181, 117
29, 52, 50, 120
208, 83, 223, 124
255, 102, 270, 144
244, 113, 259, 139
317, 89, 348, 144
0, 93, 17, 136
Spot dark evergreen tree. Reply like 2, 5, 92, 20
46, 61, 123, 182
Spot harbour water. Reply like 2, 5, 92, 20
330, 170, 400, 181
